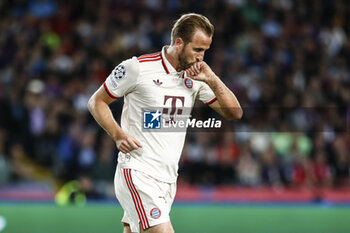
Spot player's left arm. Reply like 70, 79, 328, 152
186, 61, 243, 120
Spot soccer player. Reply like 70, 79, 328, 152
88, 13, 242, 233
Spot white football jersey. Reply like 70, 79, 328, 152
104, 46, 216, 183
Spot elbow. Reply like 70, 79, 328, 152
226, 108, 243, 121
236, 108, 243, 119
87, 96, 95, 113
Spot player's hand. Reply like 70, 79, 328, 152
116, 135, 142, 154
185, 61, 216, 83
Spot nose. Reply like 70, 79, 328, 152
196, 52, 204, 62
196, 55, 203, 62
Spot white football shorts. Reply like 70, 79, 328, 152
114, 164, 177, 233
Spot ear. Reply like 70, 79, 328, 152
175, 37, 184, 51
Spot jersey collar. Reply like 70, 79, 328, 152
161, 46, 178, 74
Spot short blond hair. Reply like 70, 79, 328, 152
171, 13, 214, 45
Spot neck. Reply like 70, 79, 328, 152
164, 45, 181, 72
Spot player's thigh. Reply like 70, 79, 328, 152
141, 221, 174, 233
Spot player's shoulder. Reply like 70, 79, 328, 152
121, 56, 139, 69
115, 56, 140, 78
136, 51, 162, 63
134, 51, 164, 75
136, 51, 163, 69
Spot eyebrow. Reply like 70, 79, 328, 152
193, 47, 206, 51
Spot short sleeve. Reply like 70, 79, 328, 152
104, 57, 139, 98
197, 82, 217, 104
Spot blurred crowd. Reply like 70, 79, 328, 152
0, 0, 349, 198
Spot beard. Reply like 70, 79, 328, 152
178, 47, 195, 71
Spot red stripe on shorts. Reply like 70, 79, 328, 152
123, 169, 147, 230
126, 169, 150, 229
123, 169, 150, 230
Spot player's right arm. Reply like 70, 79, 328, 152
88, 57, 142, 153
88, 86, 142, 154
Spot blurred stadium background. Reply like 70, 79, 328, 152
0, 0, 350, 232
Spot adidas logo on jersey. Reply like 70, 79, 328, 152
153, 79, 163, 86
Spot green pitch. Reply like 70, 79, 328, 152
0, 203, 350, 233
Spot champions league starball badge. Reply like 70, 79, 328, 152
113, 65, 126, 79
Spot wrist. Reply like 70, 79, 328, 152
112, 130, 127, 142
206, 74, 219, 86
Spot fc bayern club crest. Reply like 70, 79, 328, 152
184, 78, 193, 88
150, 208, 161, 219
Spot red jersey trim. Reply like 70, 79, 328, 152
138, 57, 161, 63
138, 51, 160, 57
103, 82, 119, 99
159, 51, 170, 74
138, 52, 161, 60
205, 97, 217, 105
